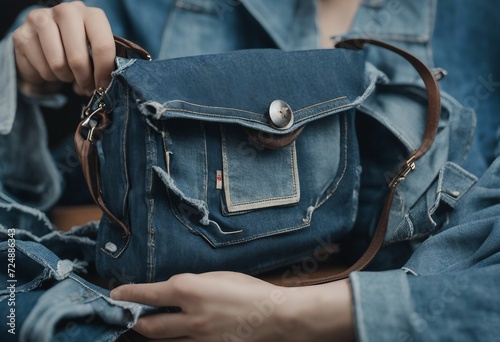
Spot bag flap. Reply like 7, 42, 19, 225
109, 48, 383, 134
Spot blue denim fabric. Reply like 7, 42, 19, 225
344, 0, 436, 79
0, 0, 478, 234
93, 48, 380, 282
0, 240, 159, 342
0, 199, 97, 264
433, 0, 500, 177
81, 0, 319, 59
351, 155, 500, 341
0, 0, 499, 341
0, 35, 63, 212
337, 0, 476, 260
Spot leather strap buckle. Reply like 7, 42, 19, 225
389, 156, 417, 188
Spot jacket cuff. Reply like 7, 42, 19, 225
350, 270, 414, 342
0, 34, 17, 135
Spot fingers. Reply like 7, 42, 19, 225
111, 273, 283, 341
34, 9, 73, 83
13, 19, 58, 85
111, 281, 195, 339
83, 7, 115, 89
12, 2, 116, 96
53, 3, 95, 95
54, 2, 116, 94
111, 281, 183, 308
133, 314, 190, 340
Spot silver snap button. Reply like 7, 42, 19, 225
104, 242, 118, 253
268, 100, 294, 130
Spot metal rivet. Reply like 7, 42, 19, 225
268, 100, 294, 130
433, 67, 448, 81
105, 242, 118, 253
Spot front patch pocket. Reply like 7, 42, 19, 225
221, 125, 300, 213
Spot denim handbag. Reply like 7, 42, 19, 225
74, 36, 440, 286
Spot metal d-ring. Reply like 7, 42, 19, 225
81, 87, 107, 120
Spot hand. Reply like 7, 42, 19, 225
12, 2, 115, 96
110, 272, 355, 342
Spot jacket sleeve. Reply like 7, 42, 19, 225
0, 0, 132, 210
0, 26, 65, 210
350, 157, 500, 341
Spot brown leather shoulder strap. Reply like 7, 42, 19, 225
335, 38, 441, 161
284, 38, 441, 286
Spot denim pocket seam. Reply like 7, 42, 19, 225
315, 114, 349, 209
201, 122, 209, 205
164, 96, 348, 116
120, 83, 131, 220
146, 124, 157, 282
170, 197, 311, 247
156, 97, 353, 126
163, 173, 311, 247
295, 103, 353, 124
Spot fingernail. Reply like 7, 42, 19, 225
110, 289, 120, 300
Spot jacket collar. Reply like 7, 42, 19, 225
239, 0, 320, 50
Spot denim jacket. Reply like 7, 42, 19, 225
1, 0, 499, 341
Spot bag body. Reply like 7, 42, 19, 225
75, 38, 447, 284
87, 47, 384, 283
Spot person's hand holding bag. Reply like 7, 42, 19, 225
111, 272, 355, 341
12, 1, 115, 96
